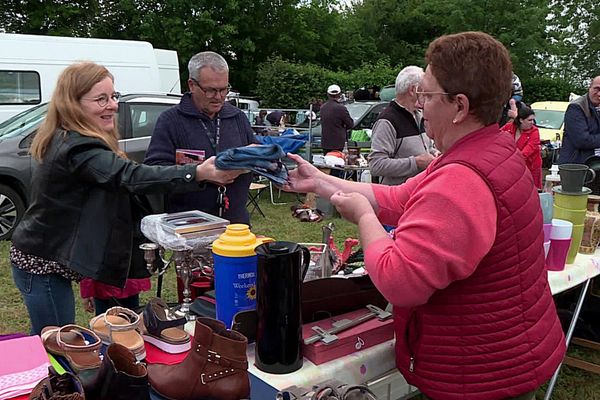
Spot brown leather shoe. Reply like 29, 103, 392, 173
29, 366, 85, 400
147, 317, 250, 400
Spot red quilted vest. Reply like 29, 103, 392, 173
393, 124, 566, 400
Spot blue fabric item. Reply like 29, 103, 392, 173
216, 144, 289, 186
12, 264, 75, 335
255, 135, 306, 154
281, 132, 309, 141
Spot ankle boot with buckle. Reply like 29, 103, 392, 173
82, 343, 150, 400
29, 366, 85, 400
147, 317, 250, 400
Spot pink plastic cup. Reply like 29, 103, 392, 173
546, 238, 572, 271
543, 223, 552, 243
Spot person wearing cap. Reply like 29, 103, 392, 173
320, 84, 354, 156
558, 74, 600, 164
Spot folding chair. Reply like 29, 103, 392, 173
247, 182, 268, 217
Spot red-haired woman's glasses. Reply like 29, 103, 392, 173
82, 92, 120, 107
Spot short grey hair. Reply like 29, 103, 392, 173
188, 51, 229, 80
395, 66, 424, 95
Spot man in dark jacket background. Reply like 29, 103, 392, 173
145, 51, 258, 224
558, 75, 600, 164
320, 84, 354, 154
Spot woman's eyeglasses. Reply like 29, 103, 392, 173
82, 92, 120, 107
415, 89, 450, 104
191, 78, 231, 98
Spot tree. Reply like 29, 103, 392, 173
0, 0, 96, 36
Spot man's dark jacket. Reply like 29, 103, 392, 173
144, 93, 257, 223
558, 94, 600, 164
12, 130, 200, 287
320, 99, 354, 151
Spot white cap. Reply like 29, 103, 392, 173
327, 84, 341, 95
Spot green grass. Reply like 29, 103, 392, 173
1, 191, 599, 398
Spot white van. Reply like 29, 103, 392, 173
0, 33, 181, 123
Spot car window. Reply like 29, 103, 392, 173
0, 70, 41, 105
0, 103, 48, 139
533, 109, 564, 130
355, 103, 387, 129
345, 103, 373, 121
129, 103, 173, 138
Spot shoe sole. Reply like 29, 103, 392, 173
143, 334, 191, 354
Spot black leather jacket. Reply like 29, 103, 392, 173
12, 130, 200, 287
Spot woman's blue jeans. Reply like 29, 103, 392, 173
12, 264, 75, 335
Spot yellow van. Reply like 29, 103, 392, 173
531, 101, 569, 142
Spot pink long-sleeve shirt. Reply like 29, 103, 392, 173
365, 161, 498, 307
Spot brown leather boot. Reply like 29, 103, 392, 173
147, 317, 250, 400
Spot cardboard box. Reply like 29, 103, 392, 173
302, 308, 394, 365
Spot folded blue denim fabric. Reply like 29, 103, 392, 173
215, 144, 289, 185
255, 135, 306, 154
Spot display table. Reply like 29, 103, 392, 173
313, 162, 370, 181
247, 250, 600, 400
247, 340, 419, 399
543, 251, 600, 400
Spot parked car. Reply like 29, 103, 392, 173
531, 101, 569, 142
296, 101, 388, 147
379, 85, 395, 102
0, 92, 182, 240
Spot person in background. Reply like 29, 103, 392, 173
501, 105, 542, 188
266, 110, 285, 128
255, 109, 268, 126
368, 66, 437, 185
558, 74, 600, 164
283, 31, 564, 400
253, 109, 268, 134
499, 72, 525, 126
10, 62, 243, 335
145, 51, 258, 224
320, 84, 354, 154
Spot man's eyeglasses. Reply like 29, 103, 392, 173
415, 89, 450, 104
82, 92, 120, 107
191, 78, 231, 98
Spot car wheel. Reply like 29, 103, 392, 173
0, 184, 25, 241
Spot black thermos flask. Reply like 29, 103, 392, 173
254, 241, 310, 374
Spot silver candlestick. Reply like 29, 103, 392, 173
139, 243, 213, 321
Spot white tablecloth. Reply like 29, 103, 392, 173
548, 250, 600, 295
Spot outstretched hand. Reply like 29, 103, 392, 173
282, 153, 322, 193
507, 98, 518, 119
330, 191, 375, 225
196, 156, 246, 186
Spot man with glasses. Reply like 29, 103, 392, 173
368, 66, 437, 186
145, 51, 258, 224
558, 75, 600, 164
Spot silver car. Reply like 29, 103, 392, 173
0, 93, 182, 240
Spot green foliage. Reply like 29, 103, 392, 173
256, 57, 399, 108
0, 0, 598, 103
524, 76, 586, 103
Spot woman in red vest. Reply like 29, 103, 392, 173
501, 104, 543, 188
284, 32, 565, 400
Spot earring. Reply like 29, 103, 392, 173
452, 119, 457, 124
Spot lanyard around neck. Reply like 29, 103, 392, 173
200, 117, 221, 153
